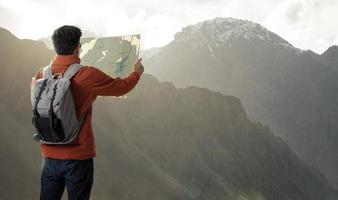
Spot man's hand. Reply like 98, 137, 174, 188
134, 58, 144, 76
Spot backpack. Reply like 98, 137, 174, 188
30, 63, 87, 144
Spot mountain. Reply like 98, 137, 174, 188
319, 45, 338, 69
142, 17, 338, 188
1, 27, 338, 199
174, 17, 293, 49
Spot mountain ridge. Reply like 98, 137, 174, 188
319, 45, 338, 68
143, 17, 338, 189
174, 17, 294, 50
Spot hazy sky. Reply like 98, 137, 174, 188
0, 0, 337, 53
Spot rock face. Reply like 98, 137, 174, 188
174, 17, 293, 49
0, 27, 338, 199
143, 17, 338, 188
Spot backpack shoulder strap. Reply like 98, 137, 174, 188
63, 63, 84, 80
42, 64, 53, 79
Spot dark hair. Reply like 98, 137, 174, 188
52, 25, 82, 55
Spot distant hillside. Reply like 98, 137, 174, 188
318, 45, 338, 70
143, 17, 338, 188
0, 27, 337, 199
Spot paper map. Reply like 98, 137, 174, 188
79, 34, 140, 77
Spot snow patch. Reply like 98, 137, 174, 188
175, 17, 293, 50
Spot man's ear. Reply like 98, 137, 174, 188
74, 44, 81, 56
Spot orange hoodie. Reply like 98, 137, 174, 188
32, 54, 140, 160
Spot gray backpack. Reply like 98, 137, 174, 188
31, 63, 87, 144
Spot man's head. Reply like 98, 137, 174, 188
52, 25, 82, 55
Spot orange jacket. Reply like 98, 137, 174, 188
32, 54, 140, 160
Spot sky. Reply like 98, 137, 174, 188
0, 0, 337, 53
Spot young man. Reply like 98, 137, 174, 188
32, 25, 144, 200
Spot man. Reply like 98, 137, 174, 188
32, 25, 144, 200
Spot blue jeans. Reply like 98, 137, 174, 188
40, 157, 94, 200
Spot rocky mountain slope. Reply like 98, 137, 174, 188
143, 17, 338, 188
317, 45, 338, 70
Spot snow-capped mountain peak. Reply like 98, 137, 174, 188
174, 17, 293, 49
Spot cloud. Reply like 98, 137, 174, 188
284, 1, 303, 23
263, 0, 338, 53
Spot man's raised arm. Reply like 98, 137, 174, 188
86, 58, 144, 97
